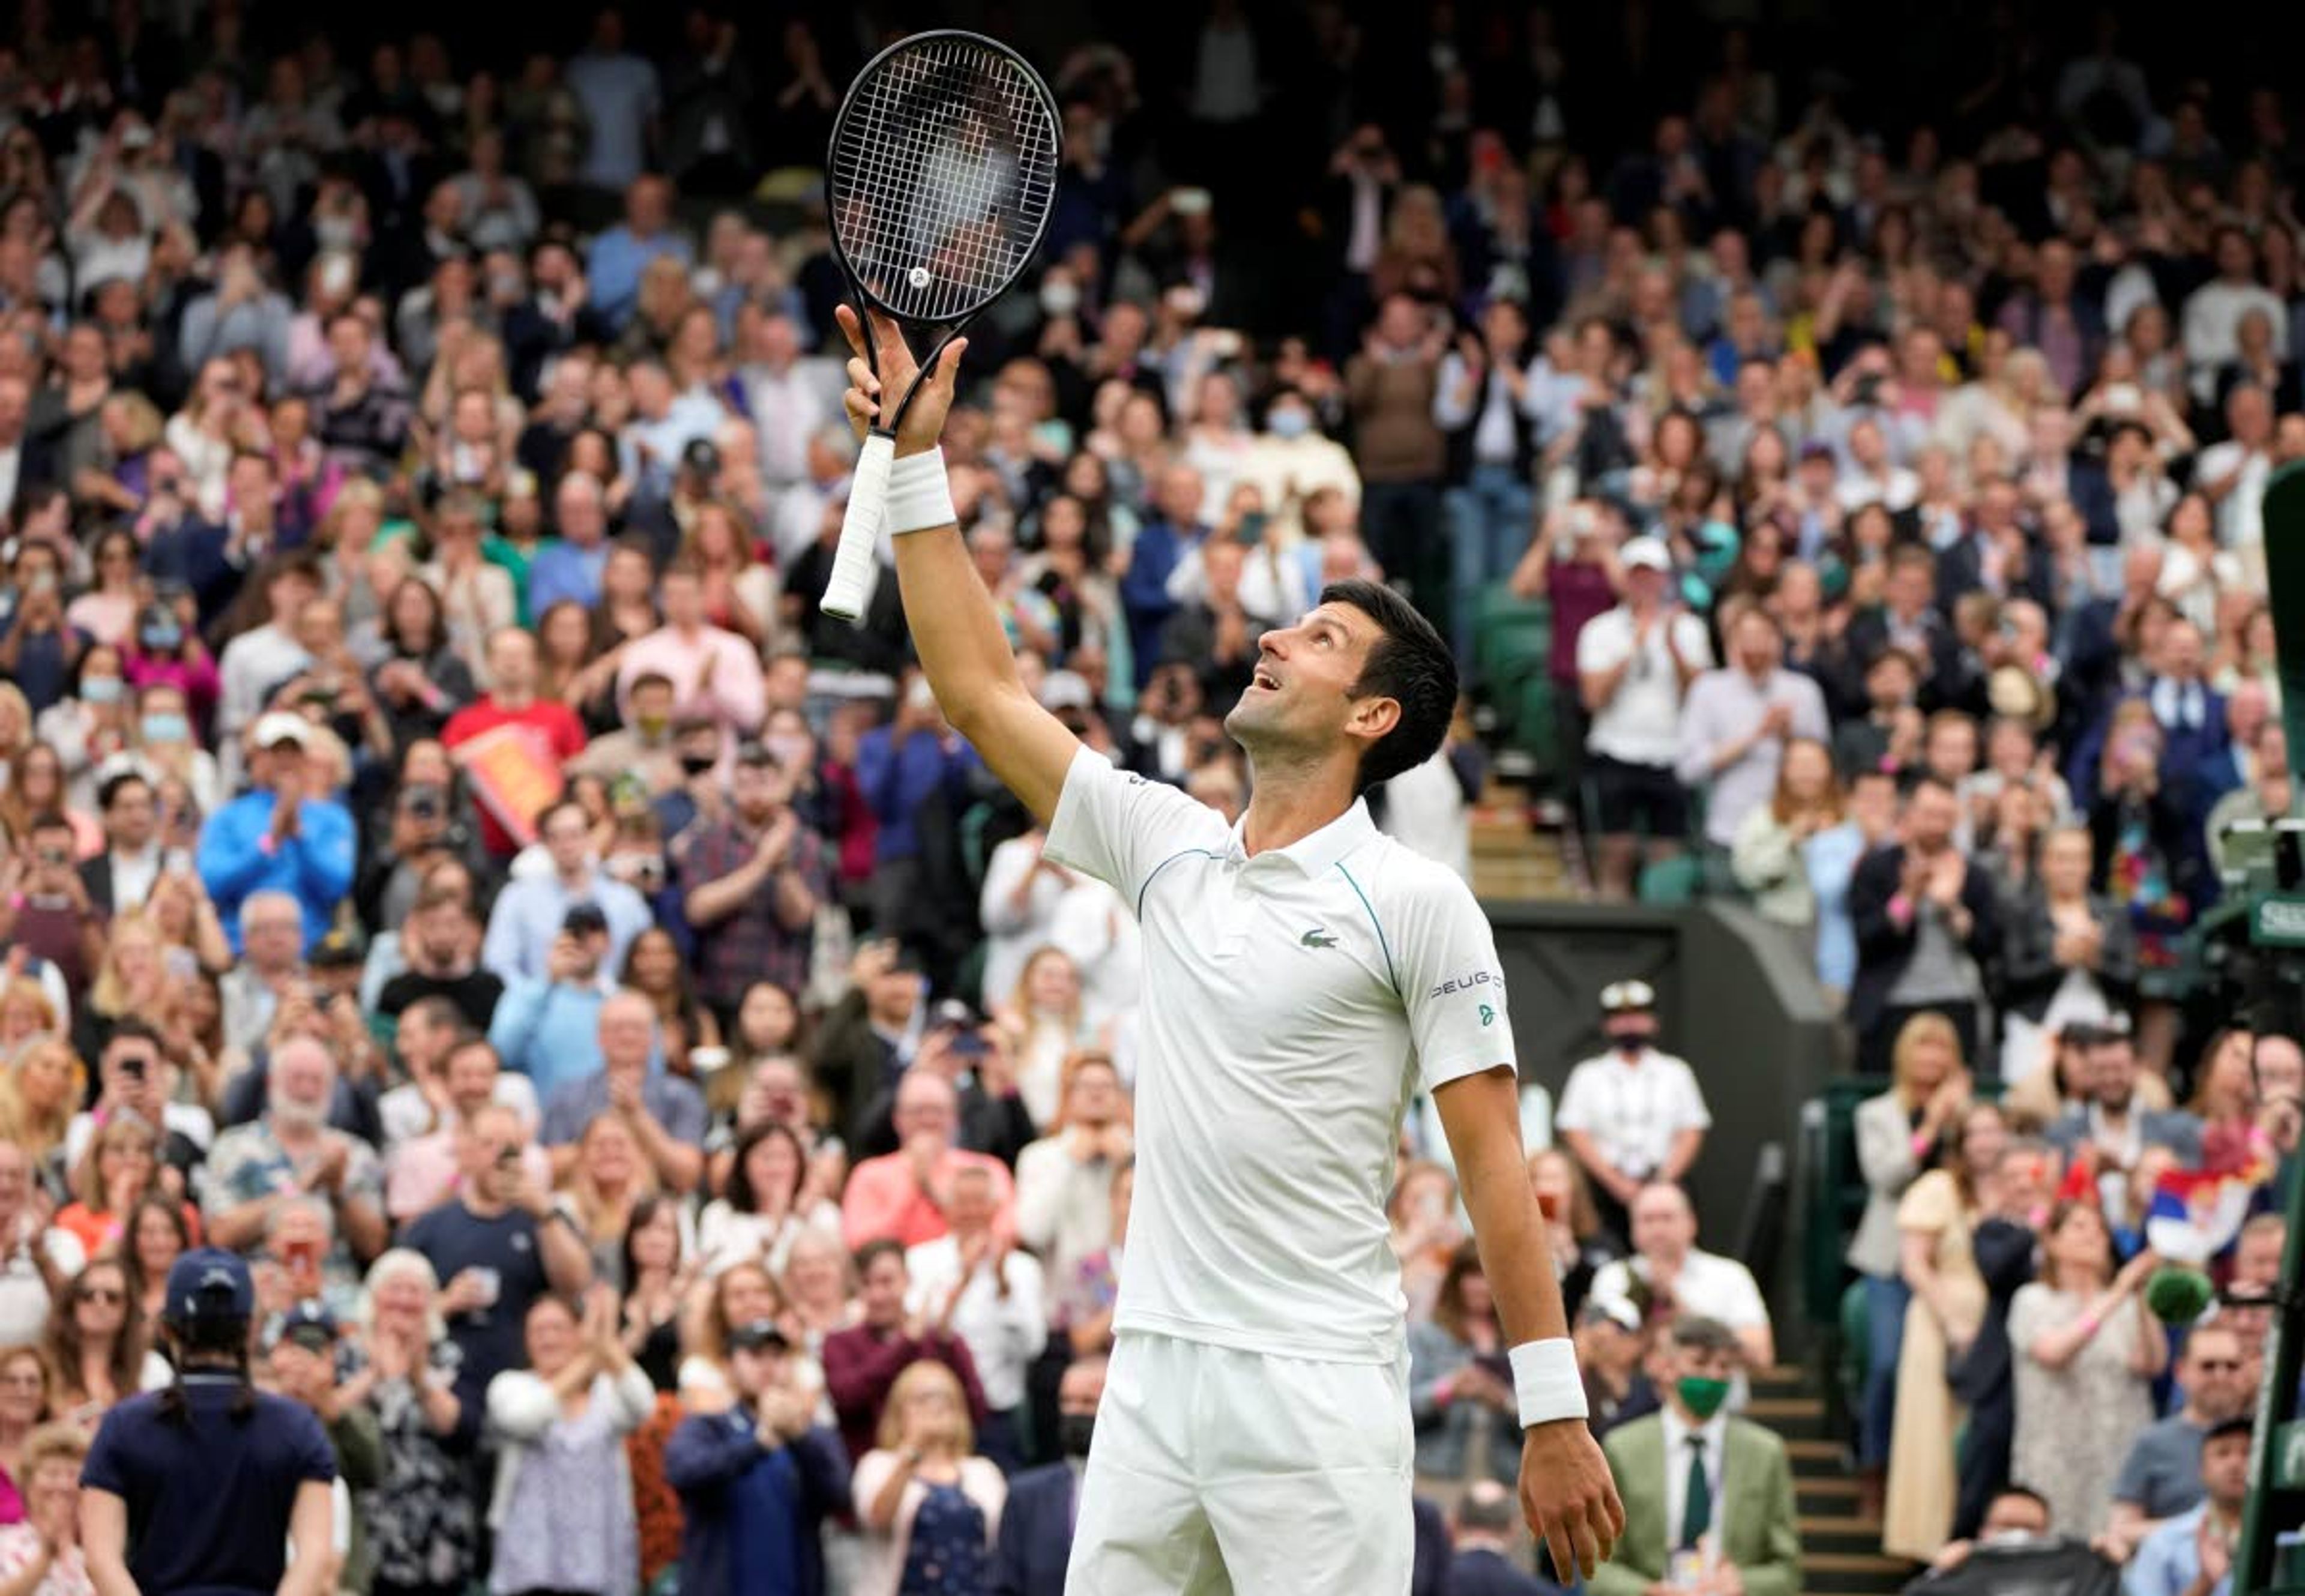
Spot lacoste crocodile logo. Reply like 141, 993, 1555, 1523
1300, 929, 1339, 949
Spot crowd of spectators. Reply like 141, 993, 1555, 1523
0, 1, 2298, 1593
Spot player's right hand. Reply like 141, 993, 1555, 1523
1521, 1420, 1626, 1582
836, 303, 966, 458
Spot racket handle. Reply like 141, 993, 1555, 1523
822, 429, 895, 625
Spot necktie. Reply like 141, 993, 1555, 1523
1681, 1435, 1712, 1551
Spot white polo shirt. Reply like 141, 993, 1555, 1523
1045, 748, 1516, 1364
1554, 1046, 1713, 1183
1576, 606, 1713, 768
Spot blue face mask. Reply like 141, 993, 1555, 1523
1268, 408, 1312, 440
80, 676, 122, 705
141, 622, 182, 652
141, 712, 189, 744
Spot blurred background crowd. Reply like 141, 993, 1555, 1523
0, 0, 2298, 1592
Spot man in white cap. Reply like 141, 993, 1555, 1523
1555, 980, 1711, 1239
1573, 538, 1711, 898
194, 710, 356, 954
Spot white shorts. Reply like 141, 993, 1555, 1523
1066, 1329, 1415, 1595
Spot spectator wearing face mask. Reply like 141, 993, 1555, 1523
1586, 1315, 1800, 1596
992, 1355, 1107, 1596
1906, 1486, 2117, 1591
1554, 981, 1711, 1241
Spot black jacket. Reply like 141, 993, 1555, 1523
1846, 844, 2002, 1035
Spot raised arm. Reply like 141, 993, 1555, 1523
836, 306, 1079, 825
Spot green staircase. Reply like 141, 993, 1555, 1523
1747, 1364, 1915, 1596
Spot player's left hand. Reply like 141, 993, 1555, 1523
1520, 1420, 1624, 1582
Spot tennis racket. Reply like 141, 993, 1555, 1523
819, 30, 1063, 624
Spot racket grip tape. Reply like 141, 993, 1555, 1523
822, 429, 895, 624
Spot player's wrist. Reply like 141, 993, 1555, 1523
1510, 1339, 1589, 1428
885, 446, 954, 534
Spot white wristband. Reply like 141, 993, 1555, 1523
1510, 1338, 1589, 1427
885, 445, 956, 535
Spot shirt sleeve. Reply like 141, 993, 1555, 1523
1044, 745, 1225, 906
1390, 861, 1516, 1092
290, 1400, 338, 1483
1553, 1064, 1597, 1133
79, 1410, 130, 1496
1669, 1062, 1714, 1131
1574, 614, 1626, 675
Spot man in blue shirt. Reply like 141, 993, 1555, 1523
196, 712, 357, 954
540, 990, 707, 1192
585, 173, 691, 328
80, 1248, 336, 1596
664, 1319, 851, 1596
480, 797, 651, 984
2124, 1417, 2249, 1596
525, 470, 616, 616
488, 903, 620, 1101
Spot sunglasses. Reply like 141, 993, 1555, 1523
77, 1287, 123, 1305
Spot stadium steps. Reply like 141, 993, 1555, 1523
1468, 783, 1576, 902
1747, 1364, 1917, 1596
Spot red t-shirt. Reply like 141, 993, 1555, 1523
441, 697, 589, 855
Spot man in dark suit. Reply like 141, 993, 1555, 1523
1846, 776, 2002, 1073
1442, 1480, 1565, 1595
993, 1354, 1106, 1596
1842, 546, 1970, 714
82, 768, 164, 919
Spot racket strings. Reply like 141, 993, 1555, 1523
830, 35, 1059, 322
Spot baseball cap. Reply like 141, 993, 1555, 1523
310, 926, 367, 968
1039, 670, 1095, 713
252, 711, 313, 750
1619, 538, 1671, 574
732, 738, 781, 770
562, 902, 611, 938
165, 1247, 255, 1325
930, 998, 980, 1032
729, 1318, 790, 1353
682, 436, 723, 478
1580, 1298, 1643, 1336
266, 1299, 339, 1353
1600, 979, 1657, 1014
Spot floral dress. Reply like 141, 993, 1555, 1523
357, 1339, 480, 1593
899, 1483, 989, 1596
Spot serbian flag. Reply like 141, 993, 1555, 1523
2145, 1161, 2269, 1266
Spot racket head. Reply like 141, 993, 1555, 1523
826, 30, 1063, 329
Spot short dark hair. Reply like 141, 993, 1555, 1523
853, 1238, 906, 1277
97, 771, 152, 812
1321, 580, 1457, 795
1668, 1314, 1743, 1357
1992, 1485, 2051, 1517
104, 1017, 163, 1056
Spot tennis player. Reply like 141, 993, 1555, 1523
836, 305, 1623, 1594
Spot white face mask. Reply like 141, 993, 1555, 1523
1040, 280, 1080, 318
